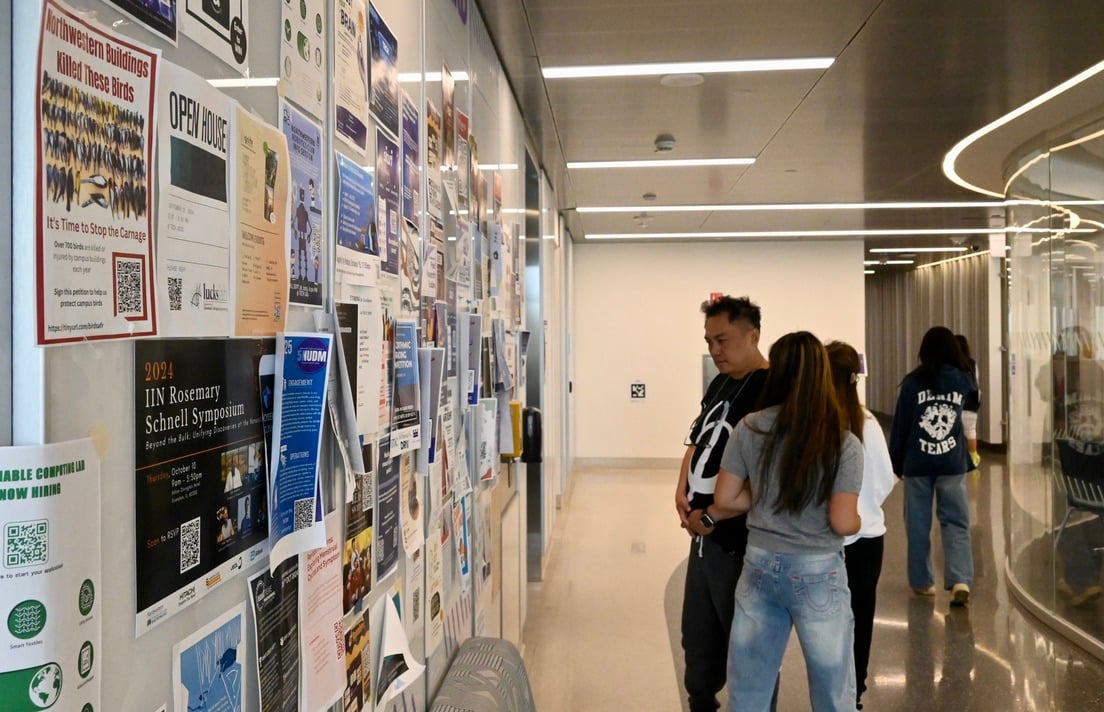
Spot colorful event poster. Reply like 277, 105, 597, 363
368, 2, 399, 138
231, 106, 290, 337
425, 99, 442, 220
343, 448, 374, 614
280, 0, 325, 119
401, 92, 420, 228
268, 333, 331, 570
249, 561, 300, 712
299, 512, 346, 712
335, 0, 369, 154
156, 60, 232, 337
107, 0, 177, 43
281, 100, 325, 307
134, 338, 272, 634
181, 0, 249, 75
391, 320, 422, 453
375, 435, 401, 584
341, 607, 371, 712
453, 494, 471, 589
0, 439, 100, 712
335, 153, 380, 291
173, 604, 246, 712
399, 452, 424, 554
376, 128, 401, 276
36, 0, 159, 344
400, 219, 421, 319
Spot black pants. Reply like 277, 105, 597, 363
682, 534, 741, 712
844, 535, 885, 704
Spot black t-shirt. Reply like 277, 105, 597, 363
685, 368, 767, 552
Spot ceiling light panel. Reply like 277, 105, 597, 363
568, 158, 755, 169
543, 58, 834, 79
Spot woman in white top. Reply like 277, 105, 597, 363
826, 341, 897, 711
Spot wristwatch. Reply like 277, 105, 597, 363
698, 508, 716, 529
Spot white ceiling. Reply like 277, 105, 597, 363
477, 0, 1104, 260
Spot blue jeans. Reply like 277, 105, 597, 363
727, 545, 855, 712
903, 474, 973, 590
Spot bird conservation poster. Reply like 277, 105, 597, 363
0, 438, 101, 712
36, 0, 159, 344
134, 338, 274, 635
156, 60, 232, 337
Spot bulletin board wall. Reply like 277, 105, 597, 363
8, 0, 537, 710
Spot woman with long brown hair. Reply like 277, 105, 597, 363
688, 331, 863, 711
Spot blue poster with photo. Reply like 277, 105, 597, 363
401, 92, 420, 229
281, 100, 325, 306
268, 332, 331, 571
368, 2, 399, 137
336, 153, 377, 255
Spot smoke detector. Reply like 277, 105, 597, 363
654, 133, 676, 152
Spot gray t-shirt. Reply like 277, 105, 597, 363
719, 407, 863, 554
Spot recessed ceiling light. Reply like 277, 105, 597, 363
660, 73, 705, 87
479, 163, 518, 171
568, 158, 755, 169
543, 57, 835, 79
398, 71, 470, 83
865, 270, 876, 275
864, 260, 880, 265
883, 259, 916, 265
208, 77, 279, 88
586, 230, 991, 240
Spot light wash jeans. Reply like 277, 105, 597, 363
727, 545, 856, 712
903, 474, 974, 590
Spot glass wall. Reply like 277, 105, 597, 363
1007, 118, 1104, 657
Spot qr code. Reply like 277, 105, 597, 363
4, 520, 48, 569
294, 498, 315, 531
179, 516, 201, 573
168, 277, 182, 311
114, 256, 145, 316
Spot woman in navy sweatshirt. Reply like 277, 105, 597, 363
889, 326, 979, 606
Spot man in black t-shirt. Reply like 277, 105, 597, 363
676, 295, 769, 712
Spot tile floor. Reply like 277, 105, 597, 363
520, 455, 1104, 711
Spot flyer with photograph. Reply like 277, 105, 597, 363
248, 560, 300, 712
335, 0, 369, 154
368, 2, 399, 138
403, 547, 426, 649
281, 100, 325, 307
173, 604, 246, 712
399, 452, 424, 553
377, 128, 401, 276
335, 153, 380, 291
156, 60, 232, 337
181, 0, 249, 75
134, 338, 272, 635
400, 219, 422, 319
425, 99, 442, 220
0, 439, 100, 712
343, 448, 375, 614
280, 0, 325, 119
36, 0, 159, 344
341, 607, 371, 712
424, 512, 445, 654
231, 106, 290, 337
456, 111, 470, 211
299, 512, 346, 712
268, 333, 331, 570
442, 65, 455, 169
477, 397, 498, 482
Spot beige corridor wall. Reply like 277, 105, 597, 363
571, 241, 865, 460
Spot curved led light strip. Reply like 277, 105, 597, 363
943, 57, 1104, 198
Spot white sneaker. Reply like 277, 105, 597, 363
951, 583, 970, 606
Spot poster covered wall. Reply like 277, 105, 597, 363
37, 0, 159, 344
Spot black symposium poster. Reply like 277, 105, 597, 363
134, 337, 275, 635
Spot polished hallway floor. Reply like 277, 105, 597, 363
521, 454, 1104, 711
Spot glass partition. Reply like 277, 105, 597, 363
1007, 118, 1104, 655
